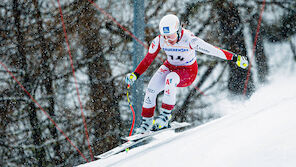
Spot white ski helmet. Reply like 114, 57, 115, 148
159, 14, 181, 36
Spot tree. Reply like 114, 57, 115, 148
12, 0, 47, 166
214, 0, 255, 96
73, 0, 123, 156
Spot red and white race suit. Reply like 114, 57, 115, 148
134, 29, 235, 117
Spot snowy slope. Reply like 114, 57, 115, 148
79, 76, 296, 167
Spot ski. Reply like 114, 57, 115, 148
95, 121, 190, 159
95, 134, 152, 159
122, 121, 190, 141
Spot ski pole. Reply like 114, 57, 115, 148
126, 84, 136, 152
127, 84, 136, 137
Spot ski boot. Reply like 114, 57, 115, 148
135, 117, 154, 134
153, 108, 172, 131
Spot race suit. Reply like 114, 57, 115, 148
134, 28, 235, 117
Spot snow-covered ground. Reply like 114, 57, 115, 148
79, 75, 296, 167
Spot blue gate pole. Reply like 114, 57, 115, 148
132, 0, 145, 128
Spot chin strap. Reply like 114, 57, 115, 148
176, 26, 182, 43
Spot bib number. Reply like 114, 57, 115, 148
169, 55, 184, 61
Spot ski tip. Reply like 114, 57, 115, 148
95, 150, 116, 159
170, 121, 191, 126
121, 137, 128, 141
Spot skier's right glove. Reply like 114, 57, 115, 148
125, 72, 138, 86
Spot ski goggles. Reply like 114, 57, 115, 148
162, 32, 178, 41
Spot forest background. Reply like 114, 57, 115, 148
0, 0, 295, 166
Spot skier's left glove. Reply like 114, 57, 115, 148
233, 54, 248, 69
125, 72, 139, 86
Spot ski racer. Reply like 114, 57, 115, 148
125, 14, 248, 134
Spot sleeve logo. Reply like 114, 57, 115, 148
151, 43, 155, 49
149, 39, 158, 53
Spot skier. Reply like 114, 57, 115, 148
125, 14, 248, 134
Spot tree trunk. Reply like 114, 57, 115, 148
12, 0, 26, 70
214, 0, 255, 97
251, 13, 268, 83
32, 0, 62, 163
13, 0, 46, 165
27, 101, 47, 166
76, 1, 123, 156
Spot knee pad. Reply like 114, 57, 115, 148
162, 72, 180, 105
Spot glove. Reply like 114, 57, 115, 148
233, 54, 248, 69
125, 72, 138, 86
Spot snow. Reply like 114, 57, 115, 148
78, 75, 296, 167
